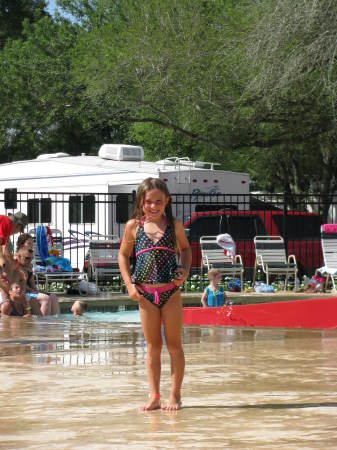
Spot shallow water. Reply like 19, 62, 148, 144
61, 309, 141, 323
1, 317, 337, 449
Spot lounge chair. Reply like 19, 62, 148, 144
29, 226, 88, 293
200, 235, 244, 287
88, 235, 120, 292
319, 224, 337, 291
253, 235, 297, 289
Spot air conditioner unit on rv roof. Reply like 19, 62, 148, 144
98, 144, 144, 161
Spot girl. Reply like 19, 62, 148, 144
0, 277, 31, 317
201, 268, 226, 307
118, 178, 191, 412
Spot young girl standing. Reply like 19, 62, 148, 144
118, 178, 191, 412
201, 268, 226, 307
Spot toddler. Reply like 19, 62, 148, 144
201, 268, 226, 307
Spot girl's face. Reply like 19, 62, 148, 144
9, 282, 22, 299
212, 273, 222, 284
142, 189, 169, 221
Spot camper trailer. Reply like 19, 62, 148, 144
0, 144, 250, 269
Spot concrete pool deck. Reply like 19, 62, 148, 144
58, 290, 337, 312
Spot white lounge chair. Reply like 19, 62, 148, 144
253, 235, 297, 289
88, 235, 120, 292
319, 224, 337, 291
200, 235, 244, 287
29, 227, 87, 293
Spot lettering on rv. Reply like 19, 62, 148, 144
191, 186, 221, 197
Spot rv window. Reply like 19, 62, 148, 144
4, 188, 17, 210
116, 194, 134, 223
40, 198, 52, 223
69, 196, 81, 224
69, 195, 95, 224
83, 195, 95, 223
28, 198, 51, 223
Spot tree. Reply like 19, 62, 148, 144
67, 0, 258, 163
0, 0, 48, 48
241, 0, 337, 214
0, 16, 109, 162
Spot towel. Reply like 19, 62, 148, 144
36, 224, 49, 260
321, 224, 337, 233
216, 233, 235, 259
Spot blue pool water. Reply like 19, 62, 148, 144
61, 309, 141, 323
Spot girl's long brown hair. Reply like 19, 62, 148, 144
132, 178, 176, 246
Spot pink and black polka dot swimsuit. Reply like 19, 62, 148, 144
132, 218, 179, 308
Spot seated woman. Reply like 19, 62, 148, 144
16, 234, 60, 316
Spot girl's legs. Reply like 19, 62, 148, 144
138, 298, 162, 411
37, 293, 51, 316
161, 290, 185, 411
49, 293, 60, 315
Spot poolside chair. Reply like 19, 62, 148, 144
253, 235, 297, 289
319, 224, 337, 291
29, 226, 88, 293
200, 235, 244, 287
88, 235, 120, 292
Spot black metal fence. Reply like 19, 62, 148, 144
1, 190, 337, 287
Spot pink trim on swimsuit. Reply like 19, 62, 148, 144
135, 246, 176, 257
139, 282, 177, 305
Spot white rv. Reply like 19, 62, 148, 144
0, 144, 250, 269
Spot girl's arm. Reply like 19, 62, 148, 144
173, 219, 192, 287
0, 300, 12, 316
22, 295, 32, 317
118, 220, 145, 302
201, 290, 208, 307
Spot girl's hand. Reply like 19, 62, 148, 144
172, 267, 187, 287
126, 284, 146, 302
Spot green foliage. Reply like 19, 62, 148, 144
71, 0, 256, 155
0, 14, 123, 162
0, 0, 48, 48
0, 0, 336, 205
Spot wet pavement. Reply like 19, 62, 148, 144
1, 316, 337, 449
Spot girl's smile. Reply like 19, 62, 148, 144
143, 189, 169, 221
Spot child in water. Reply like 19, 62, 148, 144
71, 300, 87, 316
118, 177, 191, 411
201, 268, 226, 307
0, 278, 31, 317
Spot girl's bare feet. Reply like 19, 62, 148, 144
161, 395, 182, 411
139, 395, 161, 412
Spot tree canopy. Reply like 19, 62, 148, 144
0, 0, 48, 47
0, 0, 336, 203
